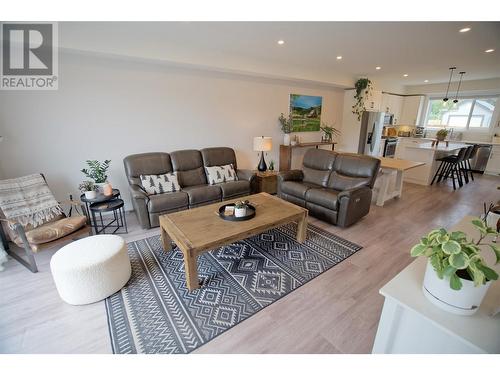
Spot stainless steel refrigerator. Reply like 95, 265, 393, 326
357, 111, 385, 156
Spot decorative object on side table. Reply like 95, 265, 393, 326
320, 123, 341, 143
268, 160, 275, 171
278, 113, 292, 145
253, 136, 272, 172
352, 78, 373, 121
410, 217, 499, 315
436, 128, 449, 142
81, 159, 112, 193
78, 180, 97, 200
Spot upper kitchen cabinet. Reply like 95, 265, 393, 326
381, 93, 404, 124
400, 95, 425, 125
365, 90, 383, 112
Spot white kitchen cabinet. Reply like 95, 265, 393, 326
365, 90, 382, 112
400, 95, 425, 125
381, 93, 404, 124
485, 145, 500, 175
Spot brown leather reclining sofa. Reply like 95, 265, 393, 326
124, 147, 256, 229
278, 148, 380, 227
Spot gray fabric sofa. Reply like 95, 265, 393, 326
278, 149, 380, 227
124, 147, 256, 229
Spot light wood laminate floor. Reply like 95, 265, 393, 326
1, 174, 498, 354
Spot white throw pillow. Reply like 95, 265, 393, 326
205, 164, 238, 185
139, 172, 180, 195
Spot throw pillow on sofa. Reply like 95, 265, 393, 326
140, 173, 180, 195
205, 164, 238, 185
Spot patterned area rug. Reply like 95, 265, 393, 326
105, 223, 362, 354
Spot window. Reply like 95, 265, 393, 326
425, 96, 498, 130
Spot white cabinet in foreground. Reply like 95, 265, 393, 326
372, 217, 500, 354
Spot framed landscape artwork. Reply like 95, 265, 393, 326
289, 94, 323, 132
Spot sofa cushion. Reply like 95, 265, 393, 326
201, 147, 237, 169
170, 150, 207, 187
16, 216, 87, 246
147, 191, 188, 213
302, 149, 337, 187
329, 153, 380, 190
140, 173, 180, 195
217, 180, 250, 199
205, 164, 237, 185
280, 181, 321, 199
182, 184, 222, 206
305, 188, 340, 211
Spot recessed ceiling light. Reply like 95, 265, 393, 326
376, 66, 381, 70
485, 49, 495, 53
424, 80, 429, 83
336, 56, 342, 60
277, 40, 285, 45
403, 74, 409, 77
459, 27, 471, 33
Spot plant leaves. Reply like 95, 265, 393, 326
449, 273, 463, 290
410, 244, 427, 257
449, 252, 469, 269
443, 265, 457, 278
476, 263, 499, 281
489, 244, 500, 264
450, 231, 467, 242
430, 253, 444, 278
441, 240, 461, 255
471, 219, 486, 229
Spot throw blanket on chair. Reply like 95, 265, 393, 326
0, 174, 63, 228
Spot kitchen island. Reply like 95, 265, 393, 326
396, 142, 468, 185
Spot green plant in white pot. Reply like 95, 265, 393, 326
411, 218, 499, 315
81, 159, 111, 193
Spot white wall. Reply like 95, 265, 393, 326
0, 51, 344, 209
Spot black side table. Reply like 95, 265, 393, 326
89, 198, 128, 235
81, 189, 125, 235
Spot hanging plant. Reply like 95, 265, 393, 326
352, 78, 373, 121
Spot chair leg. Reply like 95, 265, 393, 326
437, 162, 449, 183
9, 223, 38, 273
451, 164, 457, 190
461, 161, 468, 184
431, 161, 444, 185
467, 159, 474, 181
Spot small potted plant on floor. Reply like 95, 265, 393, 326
278, 113, 293, 146
234, 200, 248, 218
81, 159, 112, 195
436, 129, 449, 142
410, 218, 499, 315
79, 180, 97, 200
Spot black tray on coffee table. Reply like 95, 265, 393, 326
218, 203, 256, 221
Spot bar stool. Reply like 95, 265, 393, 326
431, 147, 468, 190
459, 145, 475, 184
466, 144, 479, 182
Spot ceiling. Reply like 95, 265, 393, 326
59, 22, 500, 90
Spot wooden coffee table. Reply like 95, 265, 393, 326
159, 192, 308, 290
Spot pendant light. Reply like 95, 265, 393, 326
453, 72, 466, 104
443, 67, 456, 102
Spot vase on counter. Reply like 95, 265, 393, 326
283, 133, 291, 146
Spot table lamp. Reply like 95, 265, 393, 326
253, 136, 272, 172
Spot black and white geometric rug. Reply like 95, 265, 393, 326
105, 222, 362, 354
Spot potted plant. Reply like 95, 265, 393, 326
79, 180, 97, 200
268, 160, 275, 171
278, 113, 293, 146
234, 200, 248, 218
410, 218, 499, 315
352, 78, 373, 121
436, 128, 449, 142
320, 123, 341, 142
81, 160, 111, 193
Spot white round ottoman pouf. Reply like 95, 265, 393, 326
50, 235, 131, 305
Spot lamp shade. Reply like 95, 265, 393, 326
253, 136, 272, 152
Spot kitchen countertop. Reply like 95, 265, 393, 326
398, 137, 499, 146
405, 142, 467, 151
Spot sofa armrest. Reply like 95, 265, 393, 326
337, 186, 372, 228
278, 170, 304, 182
237, 169, 256, 183
128, 185, 151, 229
